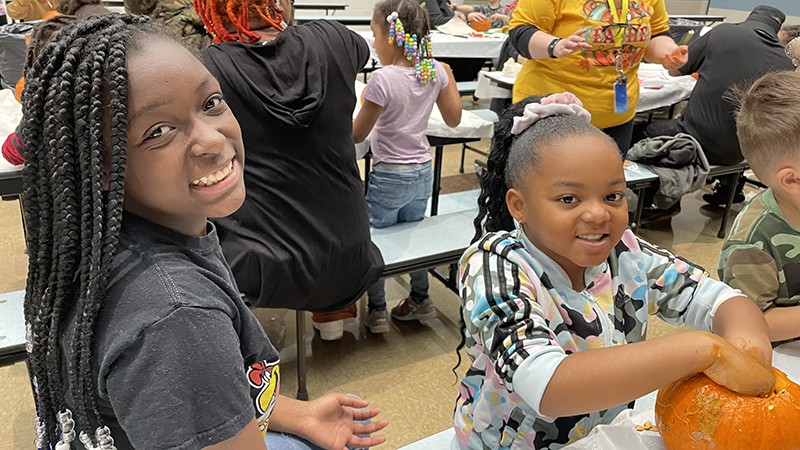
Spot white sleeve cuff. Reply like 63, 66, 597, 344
511, 349, 568, 418
708, 289, 743, 326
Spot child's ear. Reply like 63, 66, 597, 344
776, 166, 800, 194
506, 188, 527, 224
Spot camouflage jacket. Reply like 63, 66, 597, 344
718, 189, 800, 310
152, 0, 213, 50
455, 229, 737, 449
125, 0, 213, 50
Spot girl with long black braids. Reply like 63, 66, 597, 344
453, 93, 777, 449
23, 14, 386, 450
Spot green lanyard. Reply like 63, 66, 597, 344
607, 0, 630, 48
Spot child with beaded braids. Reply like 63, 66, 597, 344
353, 0, 461, 333
453, 93, 779, 449
22, 13, 386, 450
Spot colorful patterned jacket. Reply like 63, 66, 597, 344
454, 229, 738, 450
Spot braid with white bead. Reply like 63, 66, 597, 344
377, 0, 436, 84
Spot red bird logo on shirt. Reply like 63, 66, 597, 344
247, 359, 280, 434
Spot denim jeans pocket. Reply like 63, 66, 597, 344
366, 170, 416, 208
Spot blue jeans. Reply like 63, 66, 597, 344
264, 432, 325, 449
365, 162, 433, 311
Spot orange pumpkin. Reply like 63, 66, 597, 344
14, 77, 24, 103
655, 368, 800, 450
469, 19, 491, 32
41, 10, 61, 19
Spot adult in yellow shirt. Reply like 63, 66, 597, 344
6, 0, 55, 20
509, 0, 687, 151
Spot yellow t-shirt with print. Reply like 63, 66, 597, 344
510, 0, 670, 129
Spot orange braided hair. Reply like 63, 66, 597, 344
194, 0, 284, 43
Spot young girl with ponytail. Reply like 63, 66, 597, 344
453, 93, 777, 450
23, 14, 385, 450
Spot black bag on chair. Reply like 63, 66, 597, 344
0, 22, 34, 90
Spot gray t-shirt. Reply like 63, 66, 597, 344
61, 212, 280, 450
472, 4, 507, 29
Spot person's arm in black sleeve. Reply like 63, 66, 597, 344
423, 0, 454, 28
509, 24, 540, 59
678, 28, 710, 76
323, 20, 372, 72
349, 28, 371, 72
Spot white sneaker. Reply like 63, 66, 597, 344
312, 319, 344, 341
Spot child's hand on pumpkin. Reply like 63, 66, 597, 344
703, 336, 775, 397
726, 334, 773, 369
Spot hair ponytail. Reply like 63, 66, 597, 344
472, 96, 543, 243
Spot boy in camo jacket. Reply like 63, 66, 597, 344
719, 70, 800, 343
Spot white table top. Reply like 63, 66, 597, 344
474, 63, 697, 114
296, 15, 371, 25
0, 290, 25, 357
357, 30, 507, 60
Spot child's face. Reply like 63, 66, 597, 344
370, 17, 397, 66
123, 38, 246, 236
507, 134, 628, 276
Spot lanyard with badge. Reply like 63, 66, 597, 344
607, 0, 630, 114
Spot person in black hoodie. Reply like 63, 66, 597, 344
635, 5, 795, 206
198, 0, 385, 341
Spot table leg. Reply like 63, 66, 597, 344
632, 187, 646, 234
718, 172, 741, 239
431, 145, 443, 216
363, 153, 371, 195
296, 311, 309, 401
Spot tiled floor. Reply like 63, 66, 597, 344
0, 138, 756, 450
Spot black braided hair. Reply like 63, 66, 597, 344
22, 15, 79, 79
373, 0, 431, 41
21, 14, 184, 448
454, 95, 617, 378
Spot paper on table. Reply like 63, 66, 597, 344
0, 89, 22, 142
435, 16, 475, 36
562, 409, 666, 450
773, 340, 800, 384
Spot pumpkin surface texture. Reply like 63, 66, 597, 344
655, 368, 800, 450
469, 19, 491, 32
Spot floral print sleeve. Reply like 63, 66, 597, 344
460, 232, 565, 388
615, 232, 737, 332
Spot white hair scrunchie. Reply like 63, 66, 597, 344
511, 92, 592, 135
786, 36, 799, 68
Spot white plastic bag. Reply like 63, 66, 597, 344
563, 409, 667, 450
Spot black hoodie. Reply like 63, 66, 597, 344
202, 20, 384, 312
674, 5, 794, 165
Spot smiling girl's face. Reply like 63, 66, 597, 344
123, 37, 246, 236
506, 133, 628, 287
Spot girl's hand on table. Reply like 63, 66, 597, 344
553, 29, 592, 58
660, 45, 688, 72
